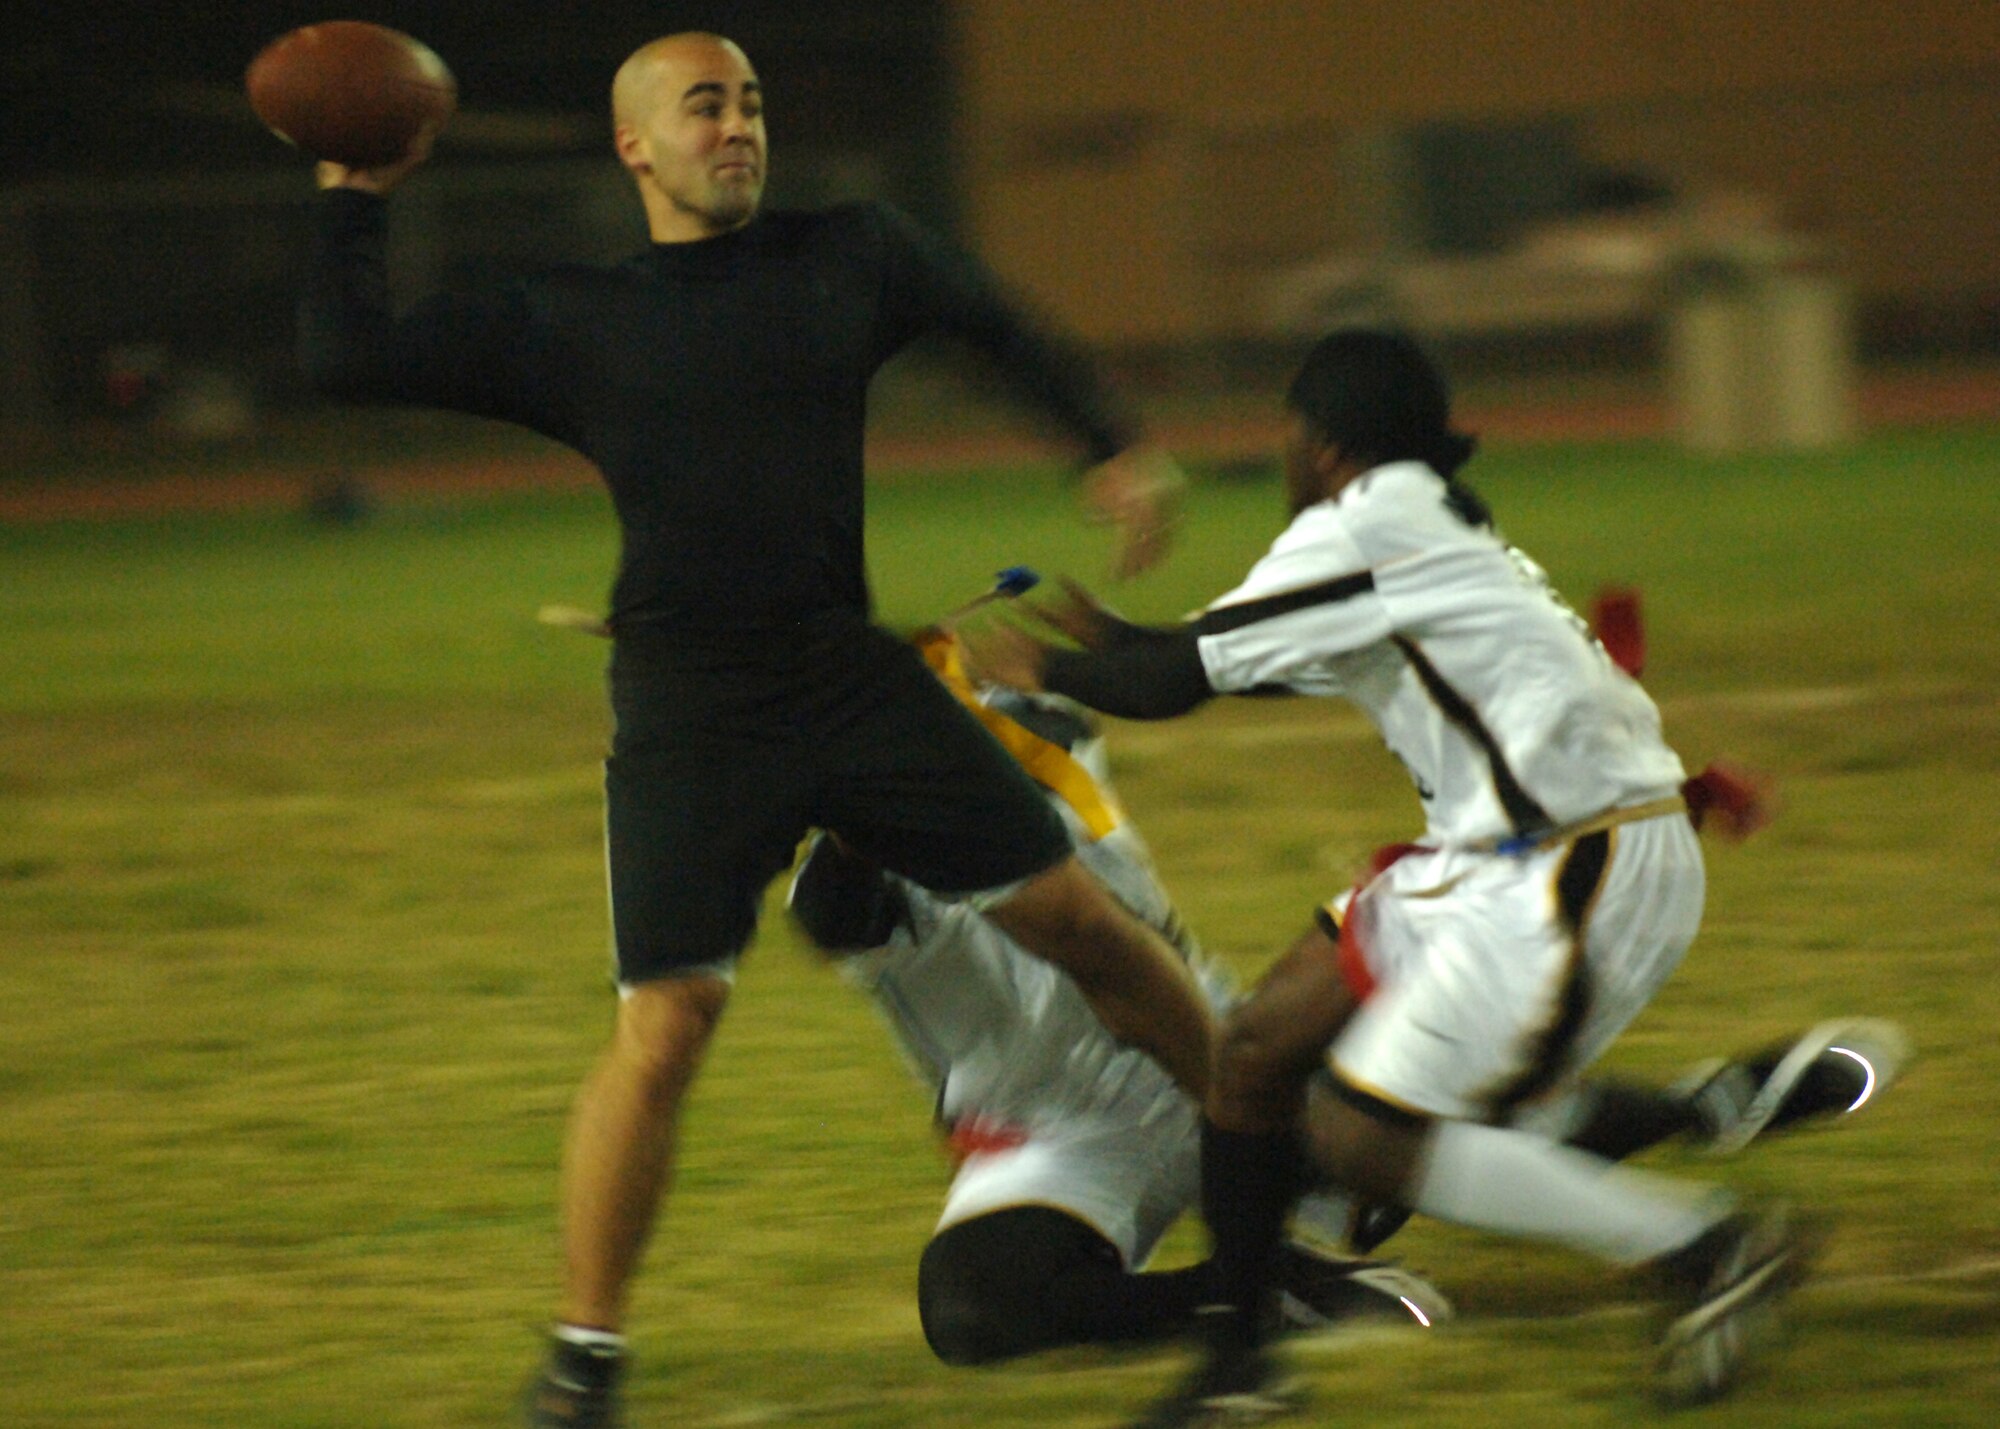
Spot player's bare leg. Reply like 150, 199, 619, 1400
987, 856, 1213, 1099
528, 975, 729, 1426
1210, 925, 1359, 1134
559, 975, 729, 1326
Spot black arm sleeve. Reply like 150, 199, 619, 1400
1041, 626, 1214, 721
298, 189, 568, 438
298, 190, 403, 400
871, 203, 1139, 464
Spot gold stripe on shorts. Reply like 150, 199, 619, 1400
1482, 828, 1615, 1117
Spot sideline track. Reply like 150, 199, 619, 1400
2, 367, 1997, 524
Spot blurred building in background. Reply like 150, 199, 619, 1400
958, 0, 1999, 347
956, 0, 1999, 446
1, 0, 1996, 451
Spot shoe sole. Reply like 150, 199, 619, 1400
1187, 1382, 1307, 1427
1277, 1248, 1454, 1335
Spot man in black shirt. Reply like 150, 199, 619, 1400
300, 32, 1210, 1428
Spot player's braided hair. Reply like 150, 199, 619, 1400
1286, 328, 1489, 525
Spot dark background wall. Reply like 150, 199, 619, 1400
3, 3, 956, 217
4, 1, 1997, 429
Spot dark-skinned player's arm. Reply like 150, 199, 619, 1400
960, 578, 1214, 720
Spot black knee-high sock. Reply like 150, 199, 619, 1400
1564, 1080, 1702, 1161
1199, 1118, 1307, 1354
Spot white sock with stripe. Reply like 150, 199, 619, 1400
1410, 1120, 1728, 1266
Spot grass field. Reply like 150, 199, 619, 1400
3, 425, 1998, 1426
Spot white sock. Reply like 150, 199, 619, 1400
1503, 1086, 1590, 1141
553, 1324, 627, 1356
1410, 1120, 1728, 1266
1291, 1188, 1358, 1244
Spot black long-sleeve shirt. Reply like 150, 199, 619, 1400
300, 189, 1137, 638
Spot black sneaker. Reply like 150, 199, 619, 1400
1126, 1345, 1304, 1429
1649, 1204, 1823, 1407
1274, 1242, 1452, 1334
1674, 1018, 1909, 1156
1345, 1201, 1412, 1255
522, 1338, 623, 1429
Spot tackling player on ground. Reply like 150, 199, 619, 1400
787, 629, 1452, 1361
792, 625, 1900, 1376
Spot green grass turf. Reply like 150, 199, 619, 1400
2, 426, 1998, 1425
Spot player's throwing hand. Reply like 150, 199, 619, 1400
314, 122, 440, 195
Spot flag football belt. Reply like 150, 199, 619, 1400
1485, 794, 1689, 857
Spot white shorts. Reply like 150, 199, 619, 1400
1331, 814, 1705, 1122
936, 1108, 1201, 1270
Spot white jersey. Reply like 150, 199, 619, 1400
1194, 461, 1685, 845
831, 724, 1230, 1264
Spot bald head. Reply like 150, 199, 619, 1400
612, 32, 752, 128
612, 33, 767, 242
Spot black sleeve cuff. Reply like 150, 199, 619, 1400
1042, 629, 1213, 720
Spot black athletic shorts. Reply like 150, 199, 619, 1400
603, 610, 1072, 982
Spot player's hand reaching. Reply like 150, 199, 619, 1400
957, 617, 1051, 694
1081, 445, 1186, 579
959, 576, 1136, 693
1026, 575, 1121, 649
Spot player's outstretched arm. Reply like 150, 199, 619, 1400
300, 128, 557, 431
962, 579, 1215, 722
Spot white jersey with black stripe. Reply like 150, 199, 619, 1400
837, 777, 1229, 1136
833, 782, 1230, 1261
1193, 461, 1685, 845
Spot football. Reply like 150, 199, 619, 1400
246, 21, 457, 168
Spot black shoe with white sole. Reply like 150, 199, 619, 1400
1274, 1242, 1452, 1334
1676, 1017, 1909, 1156
522, 1339, 623, 1429
1649, 1204, 1823, 1407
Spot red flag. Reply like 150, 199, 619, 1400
1590, 586, 1646, 677
1682, 761, 1776, 840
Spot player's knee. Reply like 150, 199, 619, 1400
610, 976, 729, 1096
1301, 1073, 1429, 1200
1212, 1010, 1304, 1110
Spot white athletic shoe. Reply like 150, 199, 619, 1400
1675, 1017, 1910, 1157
